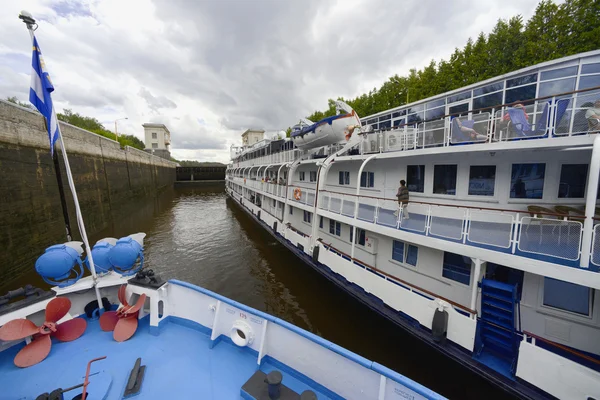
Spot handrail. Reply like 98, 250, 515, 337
289, 183, 317, 190
369, 85, 600, 130
319, 189, 574, 218
287, 223, 309, 238
317, 239, 477, 315
524, 330, 600, 367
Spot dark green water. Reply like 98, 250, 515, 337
2, 183, 512, 399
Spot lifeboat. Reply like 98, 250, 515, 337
291, 101, 361, 150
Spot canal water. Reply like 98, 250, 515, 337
3, 183, 512, 399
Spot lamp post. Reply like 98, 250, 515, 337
114, 117, 128, 141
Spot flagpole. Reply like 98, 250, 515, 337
20, 12, 105, 314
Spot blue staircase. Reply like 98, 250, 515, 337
475, 279, 520, 378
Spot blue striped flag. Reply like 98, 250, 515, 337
29, 36, 59, 154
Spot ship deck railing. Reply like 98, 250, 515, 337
318, 189, 600, 270
361, 86, 600, 154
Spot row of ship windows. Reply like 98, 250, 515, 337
331, 163, 595, 199
364, 62, 600, 128
311, 210, 591, 316
250, 185, 592, 317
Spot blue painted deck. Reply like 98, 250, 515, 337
0, 316, 329, 400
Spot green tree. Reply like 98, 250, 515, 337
6, 96, 34, 110
56, 109, 145, 150
305, 0, 598, 121
285, 127, 292, 138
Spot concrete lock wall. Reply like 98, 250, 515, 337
0, 100, 177, 284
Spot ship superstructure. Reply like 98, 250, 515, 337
227, 50, 600, 399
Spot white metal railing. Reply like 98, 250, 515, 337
359, 90, 600, 155
288, 186, 316, 207
320, 191, 588, 264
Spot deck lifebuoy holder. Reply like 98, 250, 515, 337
293, 187, 302, 201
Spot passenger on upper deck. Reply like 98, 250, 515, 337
455, 118, 487, 141
503, 102, 529, 122
585, 100, 600, 132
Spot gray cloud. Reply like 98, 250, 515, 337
138, 87, 177, 112
0, 0, 540, 162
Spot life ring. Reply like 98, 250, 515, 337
293, 187, 302, 201
244, 178, 246, 184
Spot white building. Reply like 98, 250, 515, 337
241, 129, 264, 146
143, 123, 171, 160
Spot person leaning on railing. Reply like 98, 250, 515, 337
586, 99, 600, 133
394, 180, 410, 220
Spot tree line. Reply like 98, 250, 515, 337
5, 97, 145, 150
305, 0, 600, 122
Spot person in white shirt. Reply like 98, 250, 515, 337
585, 100, 600, 132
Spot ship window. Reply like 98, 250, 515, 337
329, 220, 341, 236
392, 240, 404, 263
543, 278, 590, 316
558, 164, 588, 198
407, 112, 424, 126
407, 165, 425, 193
303, 211, 312, 224
392, 110, 406, 118
309, 171, 317, 182
442, 252, 471, 285
578, 75, 600, 90
510, 163, 546, 199
468, 166, 496, 196
433, 165, 457, 195
473, 82, 504, 97
392, 241, 418, 266
350, 228, 366, 246
360, 171, 375, 188
447, 91, 471, 103
379, 115, 391, 122
393, 118, 405, 127
582, 63, 600, 75
538, 78, 576, 98
425, 106, 445, 120
540, 66, 578, 81
505, 84, 537, 104
319, 216, 323, 229
380, 120, 391, 129
427, 98, 445, 109
289, 206, 293, 215
473, 92, 503, 111
507, 73, 537, 88
406, 245, 418, 266
299, 171, 305, 181
339, 171, 350, 185
272, 199, 276, 207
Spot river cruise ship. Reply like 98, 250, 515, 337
226, 50, 600, 399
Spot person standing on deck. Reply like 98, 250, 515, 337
394, 180, 410, 219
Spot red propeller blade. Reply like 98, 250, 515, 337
14, 334, 52, 368
113, 317, 138, 342
99, 311, 119, 332
124, 294, 146, 317
45, 298, 71, 323
118, 285, 128, 307
0, 319, 39, 342
54, 318, 87, 342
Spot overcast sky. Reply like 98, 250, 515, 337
0, 0, 542, 163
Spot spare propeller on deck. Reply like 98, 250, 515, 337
99, 285, 146, 342
0, 297, 87, 368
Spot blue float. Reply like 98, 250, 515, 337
35, 242, 84, 287
108, 233, 146, 276
86, 238, 118, 274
